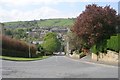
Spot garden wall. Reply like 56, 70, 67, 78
68, 51, 86, 59
69, 53, 80, 59
92, 50, 119, 62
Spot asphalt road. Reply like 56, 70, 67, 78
1, 56, 118, 78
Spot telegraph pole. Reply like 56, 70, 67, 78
26, 31, 31, 58
29, 40, 31, 58
66, 28, 70, 55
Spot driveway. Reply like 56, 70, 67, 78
1, 56, 118, 78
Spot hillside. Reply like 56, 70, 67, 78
4, 18, 75, 28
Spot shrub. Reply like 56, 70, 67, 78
91, 34, 120, 54
79, 52, 86, 58
2, 49, 29, 58
91, 45, 98, 54
36, 44, 45, 56
1, 35, 37, 57
75, 50, 80, 54
91, 39, 107, 55
107, 34, 120, 52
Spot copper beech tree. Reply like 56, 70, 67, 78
71, 4, 117, 48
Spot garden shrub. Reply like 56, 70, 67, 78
2, 49, 29, 57
1, 35, 37, 58
107, 34, 120, 52
75, 50, 80, 54
91, 45, 98, 54
79, 52, 86, 58
91, 40, 107, 55
91, 34, 120, 54
97, 40, 107, 53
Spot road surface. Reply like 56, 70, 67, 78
1, 56, 118, 78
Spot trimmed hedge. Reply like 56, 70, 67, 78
2, 49, 28, 57
91, 34, 120, 54
1, 35, 37, 58
2, 49, 37, 58
107, 34, 120, 52
91, 40, 107, 55
91, 45, 98, 54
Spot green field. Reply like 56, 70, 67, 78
37, 18, 75, 27
4, 18, 75, 28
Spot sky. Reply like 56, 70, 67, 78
0, 0, 119, 22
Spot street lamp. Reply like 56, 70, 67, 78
29, 40, 31, 58
66, 28, 70, 55
26, 31, 31, 58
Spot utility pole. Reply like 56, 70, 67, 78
26, 31, 31, 58
29, 41, 31, 58
66, 28, 70, 55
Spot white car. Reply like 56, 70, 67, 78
61, 52, 65, 55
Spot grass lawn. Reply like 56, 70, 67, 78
0, 56, 50, 61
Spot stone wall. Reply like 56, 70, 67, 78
69, 52, 80, 59
92, 50, 119, 62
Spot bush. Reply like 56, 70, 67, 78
75, 50, 80, 54
1, 35, 37, 57
2, 49, 29, 58
91, 39, 107, 55
36, 45, 45, 56
2, 49, 38, 58
91, 34, 120, 54
91, 45, 98, 54
79, 52, 86, 58
36, 51, 44, 56
107, 34, 120, 52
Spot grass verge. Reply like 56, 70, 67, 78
0, 56, 50, 61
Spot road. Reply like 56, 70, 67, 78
1, 56, 118, 78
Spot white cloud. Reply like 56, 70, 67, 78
0, 6, 79, 22
0, 0, 119, 6
0, 0, 119, 22
0, 0, 58, 6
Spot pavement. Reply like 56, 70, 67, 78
1, 56, 118, 78
71, 54, 118, 67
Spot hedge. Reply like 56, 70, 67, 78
91, 40, 107, 55
107, 34, 120, 52
1, 35, 37, 58
2, 49, 38, 58
91, 34, 120, 54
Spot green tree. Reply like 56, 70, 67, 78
4, 29, 13, 36
13, 28, 27, 39
43, 32, 57, 41
68, 32, 83, 50
72, 4, 117, 47
42, 32, 61, 54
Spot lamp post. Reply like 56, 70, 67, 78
66, 28, 70, 55
26, 31, 31, 58
29, 40, 31, 58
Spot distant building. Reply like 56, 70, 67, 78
27, 27, 69, 42
50, 28, 68, 33
32, 41, 43, 44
